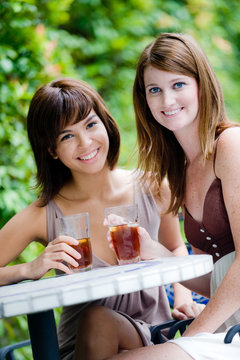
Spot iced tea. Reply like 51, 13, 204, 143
110, 224, 140, 264
69, 237, 92, 272
56, 212, 92, 273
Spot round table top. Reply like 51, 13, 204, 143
0, 254, 213, 318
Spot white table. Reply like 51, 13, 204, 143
0, 255, 213, 359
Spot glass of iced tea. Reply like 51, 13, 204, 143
56, 212, 92, 272
104, 204, 140, 265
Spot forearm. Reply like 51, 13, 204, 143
171, 241, 189, 257
170, 242, 193, 304
180, 272, 211, 298
184, 261, 240, 335
0, 263, 30, 286
172, 282, 193, 307
138, 227, 175, 260
146, 241, 175, 259
170, 235, 211, 298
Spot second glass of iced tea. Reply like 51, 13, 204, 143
56, 212, 92, 272
104, 204, 140, 265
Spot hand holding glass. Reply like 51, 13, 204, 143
104, 204, 140, 265
56, 213, 92, 272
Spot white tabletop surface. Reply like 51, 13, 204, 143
0, 255, 213, 319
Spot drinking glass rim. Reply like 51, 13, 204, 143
56, 212, 90, 221
104, 204, 137, 212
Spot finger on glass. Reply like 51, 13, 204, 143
104, 205, 140, 265
56, 213, 92, 272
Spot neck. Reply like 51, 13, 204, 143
59, 165, 116, 202
174, 125, 202, 163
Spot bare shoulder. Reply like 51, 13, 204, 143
0, 200, 47, 266
218, 127, 240, 145
215, 127, 240, 178
2, 200, 47, 243
18, 199, 46, 221
23, 200, 47, 239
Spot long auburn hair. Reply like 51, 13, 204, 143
27, 78, 120, 206
133, 32, 234, 214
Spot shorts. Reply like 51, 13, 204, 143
169, 332, 240, 360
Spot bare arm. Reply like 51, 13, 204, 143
0, 201, 81, 285
178, 245, 211, 298
184, 128, 240, 335
154, 179, 205, 319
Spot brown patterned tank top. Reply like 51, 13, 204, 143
184, 136, 235, 263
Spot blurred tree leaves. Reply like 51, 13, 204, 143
1, 0, 240, 356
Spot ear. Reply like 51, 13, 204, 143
48, 147, 58, 160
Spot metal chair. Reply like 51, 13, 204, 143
0, 340, 31, 360
224, 323, 240, 344
150, 318, 194, 344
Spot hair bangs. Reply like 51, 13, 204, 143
58, 89, 93, 133
149, 39, 197, 79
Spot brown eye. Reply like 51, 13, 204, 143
61, 134, 73, 142
86, 121, 97, 129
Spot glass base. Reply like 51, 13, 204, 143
118, 256, 140, 265
71, 264, 92, 273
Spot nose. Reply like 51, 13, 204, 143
76, 132, 92, 148
161, 90, 176, 109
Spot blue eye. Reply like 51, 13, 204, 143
149, 87, 160, 94
174, 82, 185, 89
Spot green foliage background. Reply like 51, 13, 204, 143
1, 0, 240, 357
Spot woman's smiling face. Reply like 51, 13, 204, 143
144, 66, 199, 134
55, 109, 109, 176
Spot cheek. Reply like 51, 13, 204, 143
104, 133, 110, 153
55, 143, 73, 163
101, 127, 110, 146
188, 84, 199, 108
146, 97, 157, 116
190, 93, 199, 115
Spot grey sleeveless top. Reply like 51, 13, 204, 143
46, 177, 171, 359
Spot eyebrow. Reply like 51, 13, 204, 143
145, 76, 188, 89
145, 83, 158, 89
59, 114, 97, 135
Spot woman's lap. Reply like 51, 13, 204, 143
169, 332, 240, 360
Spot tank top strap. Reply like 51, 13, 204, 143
46, 199, 64, 243
132, 170, 160, 241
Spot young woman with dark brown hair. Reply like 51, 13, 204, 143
0, 78, 200, 359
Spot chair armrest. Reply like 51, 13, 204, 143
224, 324, 240, 344
150, 318, 194, 344
0, 340, 31, 360
167, 318, 194, 338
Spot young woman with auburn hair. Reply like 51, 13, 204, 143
107, 33, 240, 360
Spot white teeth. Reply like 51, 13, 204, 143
79, 149, 98, 160
164, 108, 181, 116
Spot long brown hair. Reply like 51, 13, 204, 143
27, 78, 120, 206
133, 32, 233, 214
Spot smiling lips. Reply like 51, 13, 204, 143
78, 148, 99, 161
162, 107, 183, 116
